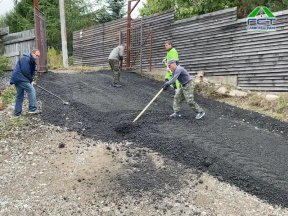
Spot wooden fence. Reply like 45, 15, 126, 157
73, 8, 288, 91
2, 29, 35, 69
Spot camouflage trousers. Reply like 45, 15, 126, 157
173, 80, 203, 113
108, 59, 120, 84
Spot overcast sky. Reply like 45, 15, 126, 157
129, 0, 146, 18
0, 0, 14, 16
0, 0, 146, 18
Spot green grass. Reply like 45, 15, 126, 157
0, 116, 29, 140
0, 55, 9, 76
48, 47, 63, 69
1, 86, 16, 106
218, 92, 288, 122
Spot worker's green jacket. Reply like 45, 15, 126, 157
164, 47, 180, 89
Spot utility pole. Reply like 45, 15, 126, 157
59, 0, 69, 68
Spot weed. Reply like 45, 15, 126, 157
0, 55, 9, 76
0, 116, 29, 140
1, 86, 16, 106
48, 47, 63, 69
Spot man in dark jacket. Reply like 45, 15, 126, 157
10, 49, 41, 116
163, 59, 205, 120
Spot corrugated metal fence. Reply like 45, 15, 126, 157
73, 10, 174, 67
73, 8, 288, 91
174, 8, 288, 91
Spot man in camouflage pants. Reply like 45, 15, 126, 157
163, 59, 205, 120
108, 43, 126, 87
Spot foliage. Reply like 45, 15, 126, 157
140, 0, 288, 19
2, 0, 126, 54
68, 56, 74, 66
48, 47, 63, 69
95, 0, 126, 23
140, 0, 175, 16
0, 56, 9, 76
236, 0, 288, 18
3, 0, 96, 54
108, 0, 125, 20
0, 116, 29, 140
0, 16, 6, 27
1, 86, 16, 105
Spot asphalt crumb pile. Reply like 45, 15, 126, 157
114, 122, 139, 134
37, 70, 288, 207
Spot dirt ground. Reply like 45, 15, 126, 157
1, 70, 288, 215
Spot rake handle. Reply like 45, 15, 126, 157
35, 84, 65, 103
133, 88, 163, 123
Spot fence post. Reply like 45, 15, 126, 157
149, 32, 152, 72
140, 18, 143, 73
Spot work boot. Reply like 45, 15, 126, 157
169, 112, 182, 118
195, 111, 205, 120
112, 83, 122, 88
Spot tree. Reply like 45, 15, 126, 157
140, 0, 175, 16
109, 0, 125, 20
140, 0, 288, 19
236, 0, 288, 18
95, 0, 126, 23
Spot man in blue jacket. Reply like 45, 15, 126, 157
163, 59, 205, 120
10, 49, 41, 116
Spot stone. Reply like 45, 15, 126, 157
228, 90, 248, 97
216, 86, 228, 95
194, 71, 205, 83
265, 94, 279, 101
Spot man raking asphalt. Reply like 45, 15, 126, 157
163, 59, 205, 120
115, 59, 205, 134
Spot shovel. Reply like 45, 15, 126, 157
133, 88, 163, 123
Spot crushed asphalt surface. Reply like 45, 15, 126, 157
37, 70, 288, 207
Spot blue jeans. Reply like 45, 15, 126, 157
14, 82, 37, 116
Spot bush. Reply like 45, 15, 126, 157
1, 86, 16, 105
48, 47, 63, 69
0, 55, 9, 76
68, 55, 74, 66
